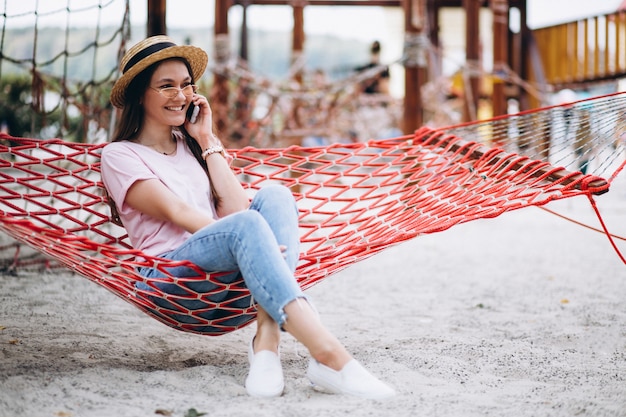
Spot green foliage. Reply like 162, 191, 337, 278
0, 72, 114, 141
0, 74, 35, 137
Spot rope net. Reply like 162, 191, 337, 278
1, 91, 624, 336
0, 0, 129, 141
0, 0, 402, 147
1, 1, 625, 335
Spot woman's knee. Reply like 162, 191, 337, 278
232, 209, 267, 231
252, 185, 298, 217
255, 184, 296, 205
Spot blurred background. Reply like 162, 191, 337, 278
1, 0, 625, 148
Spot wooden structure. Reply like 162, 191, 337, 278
145, 0, 534, 135
144, 1, 626, 138
531, 10, 626, 91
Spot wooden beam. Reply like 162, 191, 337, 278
215, 0, 229, 35
463, 0, 481, 122
147, 0, 167, 36
240, 3, 249, 60
491, 0, 508, 118
517, 0, 531, 111
293, 2, 305, 68
213, 0, 231, 139
403, 0, 427, 133
427, 0, 441, 79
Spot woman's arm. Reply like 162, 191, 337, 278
184, 93, 249, 217
203, 151, 249, 217
125, 178, 215, 233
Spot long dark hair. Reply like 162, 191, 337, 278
108, 58, 221, 223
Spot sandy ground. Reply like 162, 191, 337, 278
1, 175, 625, 417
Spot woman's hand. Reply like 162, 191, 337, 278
184, 93, 221, 149
182, 91, 250, 217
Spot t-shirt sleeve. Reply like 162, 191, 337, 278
100, 143, 158, 209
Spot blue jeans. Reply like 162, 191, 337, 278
139, 185, 305, 328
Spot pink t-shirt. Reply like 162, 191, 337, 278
100, 137, 215, 257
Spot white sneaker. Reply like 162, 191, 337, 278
245, 339, 284, 397
307, 359, 396, 400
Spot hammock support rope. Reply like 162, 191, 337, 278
0, 116, 614, 336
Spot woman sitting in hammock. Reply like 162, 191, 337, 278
100, 35, 395, 400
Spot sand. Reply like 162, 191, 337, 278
1, 176, 625, 417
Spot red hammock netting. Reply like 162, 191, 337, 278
1, 93, 624, 336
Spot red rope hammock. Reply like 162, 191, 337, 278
0, 127, 611, 336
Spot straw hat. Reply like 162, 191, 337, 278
110, 35, 208, 108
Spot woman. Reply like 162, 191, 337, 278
100, 35, 395, 399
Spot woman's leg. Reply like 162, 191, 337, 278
246, 187, 394, 399
246, 185, 300, 354
150, 185, 394, 398
253, 306, 280, 352
158, 186, 346, 362
282, 299, 351, 370
164, 211, 303, 321
247, 184, 300, 272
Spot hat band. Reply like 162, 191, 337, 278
123, 41, 177, 73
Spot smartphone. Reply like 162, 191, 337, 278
186, 103, 199, 123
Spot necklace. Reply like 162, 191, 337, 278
137, 140, 176, 155
155, 146, 175, 156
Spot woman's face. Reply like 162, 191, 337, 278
142, 59, 193, 128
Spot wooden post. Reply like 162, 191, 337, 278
289, 1, 306, 191
403, 0, 427, 134
214, 0, 229, 50
292, 1, 305, 84
240, 2, 249, 60
427, 0, 441, 79
517, 0, 532, 111
573, 21, 580, 81
463, 0, 480, 122
213, 0, 231, 143
583, 19, 590, 80
491, 0, 508, 118
288, 0, 305, 143
594, 16, 600, 79
147, 0, 167, 36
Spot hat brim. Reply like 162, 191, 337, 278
110, 44, 208, 108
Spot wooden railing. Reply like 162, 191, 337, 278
531, 10, 626, 88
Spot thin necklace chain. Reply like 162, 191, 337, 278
138, 138, 176, 155
149, 144, 175, 155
